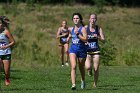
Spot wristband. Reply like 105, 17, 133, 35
76, 33, 79, 36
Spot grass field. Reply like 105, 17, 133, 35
1, 66, 140, 93
0, 3, 140, 93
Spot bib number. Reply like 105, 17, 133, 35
60, 38, 67, 43
0, 42, 6, 46
72, 39, 79, 44
88, 42, 97, 49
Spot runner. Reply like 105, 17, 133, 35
85, 13, 105, 88
56, 20, 69, 67
0, 16, 15, 86
67, 13, 87, 90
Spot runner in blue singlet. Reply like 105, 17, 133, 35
85, 14, 105, 88
67, 13, 87, 90
0, 16, 15, 86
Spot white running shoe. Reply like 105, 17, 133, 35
81, 81, 85, 89
61, 65, 64, 67
65, 62, 69, 66
71, 84, 76, 90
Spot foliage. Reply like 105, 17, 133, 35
123, 49, 140, 66
100, 39, 117, 66
31, 41, 41, 61
0, 4, 139, 68
1, 4, 19, 16
13, 26, 24, 38
0, 0, 139, 7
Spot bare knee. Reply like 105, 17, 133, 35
71, 65, 76, 70
71, 62, 77, 71
86, 66, 90, 70
85, 62, 91, 70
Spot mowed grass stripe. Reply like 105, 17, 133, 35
0, 66, 140, 93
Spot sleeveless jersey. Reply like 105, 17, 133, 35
71, 26, 85, 45
69, 26, 87, 58
60, 29, 69, 44
87, 25, 100, 52
0, 32, 11, 55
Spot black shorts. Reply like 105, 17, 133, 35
0, 54, 11, 60
87, 48, 100, 55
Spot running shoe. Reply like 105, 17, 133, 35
81, 81, 85, 89
61, 65, 64, 67
61, 62, 65, 67
65, 62, 69, 66
5, 79, 10, 86
71, 84, 76, 90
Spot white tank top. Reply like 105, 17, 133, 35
0, 32, 11, 55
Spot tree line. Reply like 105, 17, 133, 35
0, 0, 139, 7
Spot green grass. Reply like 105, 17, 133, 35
1, 66, 140, 93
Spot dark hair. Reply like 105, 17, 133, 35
0, 16, 10, 28
72, 13, 83, 20
72, 13, 84, 26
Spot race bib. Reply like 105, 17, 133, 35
72, 38, 79, 44
0, 42, 6, 46
60, 38, 67, 43
88, 42, 97, 49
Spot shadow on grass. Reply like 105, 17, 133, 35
2, 87, 49, 92
133, 21, 140, 25
98, 84, 135, 90
0, 69, 28, 80
10, 69, 28, 73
